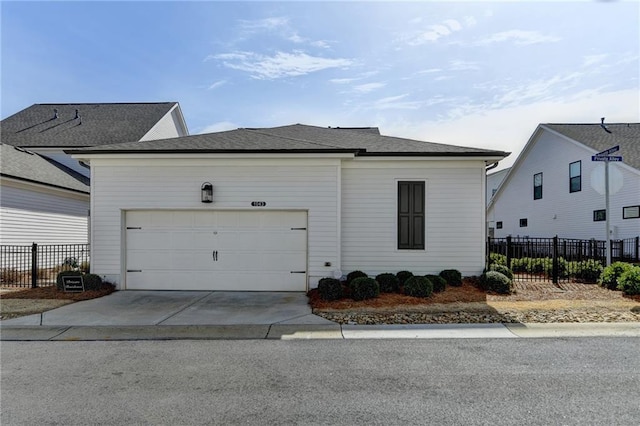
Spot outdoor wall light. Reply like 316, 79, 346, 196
201, 182, 213, 203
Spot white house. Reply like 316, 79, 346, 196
0, 103, 188, 246
487, 123, 640, 241
486, 167, 509, 207
69, 124, 508, 291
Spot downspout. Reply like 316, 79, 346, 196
485, 161, 499, 172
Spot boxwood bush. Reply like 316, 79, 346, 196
83, 274, 103, 291
349, 277, 380, 301
396, 270, 414, 285
489, 253, 507, 266
617, 266, 640, 295
489, 264, 514, 280
439, 269, 462, 287
403, 276, 433, 298
573, 259, 604, 283
375, 273, 400, 293
318, 277, 343, 301
600, 262, 634, 290
480, 270, 512, 294
425, 274, 446, 292
346, 270, 368, 285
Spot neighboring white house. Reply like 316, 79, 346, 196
0, 103, 188, 246
487, 123, 640, 241
486, 167, 510, 207
69, 124, 508, 291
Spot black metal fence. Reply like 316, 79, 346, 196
487, 236, 639, 283
0, 244, 90, 288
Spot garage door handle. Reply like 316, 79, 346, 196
127, 269, 142, 273
290, 271, 306, 274
212, 251, 218, 261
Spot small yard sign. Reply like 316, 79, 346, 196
62, 275, 85, 292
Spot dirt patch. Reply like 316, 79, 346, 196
0, 299, 74, 320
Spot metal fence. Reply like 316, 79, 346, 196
0, 244, 90, 288
487, 236, 639, 284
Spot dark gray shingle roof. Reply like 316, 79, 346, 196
1, 103, 178, 148
544, 123, 640, 171
67, 124, 508, 157
0, 144, 90, 193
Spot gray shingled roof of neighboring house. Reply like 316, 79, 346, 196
1, 102, 178, 148
67, 124, 509, 157
0, 144, 90, 194
544, 123, 640, 171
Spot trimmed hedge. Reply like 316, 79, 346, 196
480, 270, 512, 294
489, 264, 514, 280
425, 274, 446, 292
600, 262, 634, 290
349, 277, 380, 301
573, 259, 604, 283
375, 273, 400, 293
396, 271, 414, 285
318, 277, 343, 301
439, 269, 462, 287
403, 276, 433, 298
618, 266, 640, 295
83, 274, 103, 291
346, 270, 368, 285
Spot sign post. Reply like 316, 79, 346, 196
592, 145, 621, 266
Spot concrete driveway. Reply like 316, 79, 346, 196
2, 291, 335, 326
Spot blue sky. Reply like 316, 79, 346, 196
2, 1, 638, 169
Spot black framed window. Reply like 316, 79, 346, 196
623, 205, 640, 219
496, 221, 503, 229
570, 161, 581, 193
398, 181, 425, 250
533, 172, 542, 200
593, 209, 606, 222
519, 218, 528, 227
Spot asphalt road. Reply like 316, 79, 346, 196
2, 338, 639, 425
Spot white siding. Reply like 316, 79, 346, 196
341, 160, 487, 277
0, 181, 89, 245
140, 107, 188, 141
488, 130, 640, 240
89, 157, 341, 287
486, 168, 509, 206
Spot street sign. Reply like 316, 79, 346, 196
596, 145, 619, 156
592, 155, 623, 162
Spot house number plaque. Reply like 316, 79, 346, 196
251, 201, 267, 207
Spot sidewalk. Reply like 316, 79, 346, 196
3, 322, 640, 341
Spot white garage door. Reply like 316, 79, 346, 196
125, 210, 307, 291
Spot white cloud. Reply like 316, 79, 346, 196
207, 80, 227, 90
311, 40, 331, 49
199, 121, 238, 134
475, 30, 561, 46
330, 77, 358, 84
353, 82, 386, 94
239, 17, 288, 32
418, 68, 442, 74
582, 54, 608, 67
401, 17, 467, 45
372, 94, 422, 110
449, 60, 480, 71
211, 51, 353, 79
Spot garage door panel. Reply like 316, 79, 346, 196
125, 210, 307, 291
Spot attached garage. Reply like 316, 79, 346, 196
125, 210, 307, 291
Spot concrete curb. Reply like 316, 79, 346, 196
2, 322, 639, 341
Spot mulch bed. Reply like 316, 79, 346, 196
0, 285, 115, 301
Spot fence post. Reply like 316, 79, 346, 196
506, 236, 512, 270
636, 237, 639, 263
31, 243, 38, 288
552, 236, 559, 284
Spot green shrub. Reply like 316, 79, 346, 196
83, 274, 103, 291
480, 271, 512, 294
346, 270, 368, 284
573, 259, 604, 283
600, 262, 634, 290
396, 270, 414, 285
349, 277, 380, 301
318, 277, 343, 301
439, 269, 462, 286
425, 274, 446, 292
489, 264, 513, 280
617, 266, 640, 295
56, 271, 83, 291
510, 258, 528, 273
489, 253, 507, 266
375, 273, 400, 293
403, 276, 433, 298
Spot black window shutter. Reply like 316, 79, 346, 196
398, 181, 425, 249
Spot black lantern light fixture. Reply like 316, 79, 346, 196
201, 182, 213, 203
